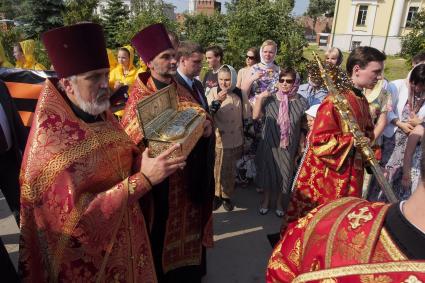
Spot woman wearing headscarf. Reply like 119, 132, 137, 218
369, 63, 425, 201
106, 48, 117, 72
240, 40, 281, 193
252, 66, 308, 217
13, 39, 46, 70
207, 65, 250, 211
109, 45, 137, 91
0, 40, 13, 68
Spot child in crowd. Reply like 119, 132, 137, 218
325, 47, 343, 66
207, 65, 249, 211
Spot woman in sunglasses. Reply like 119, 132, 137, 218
252, 67, 308, 217
236, 47, 260, 88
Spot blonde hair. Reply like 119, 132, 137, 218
325, 47, 343, 66
261, 40, 277, 50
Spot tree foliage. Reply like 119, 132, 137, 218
114, 0, 177, 46
182, 13, 227, 49
19, 0, 65, 38
401, 10, 425, 60
63, 0, 101, 25
102, 0, 130, 48
224, 0, 306, 69
306, 0, 335, 36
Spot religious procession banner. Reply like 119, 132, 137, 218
0, 67, 56, 128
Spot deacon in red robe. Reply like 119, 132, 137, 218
267, 195, 425, 282
285, 47, 386, 227
121, 24, 215, 282
19, 23, 185, 283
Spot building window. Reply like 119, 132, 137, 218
356, 5, 368, 26
406, 6, 419, 27
351, 41, 361, 51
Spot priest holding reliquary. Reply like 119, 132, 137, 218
120, 23, 215, 282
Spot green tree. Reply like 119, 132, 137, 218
225, 0, 305, 69
114, 0, 177, 46
19, 0, 65, 38
306, 0, 335, 37
182, 13, 227, 49
102, 0, 130, 48
401, 10, 425, 61
0, 27, 24, 65
63, 0, 101, 25
0, 0, 24, 19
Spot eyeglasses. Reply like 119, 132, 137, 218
279, 78, 294, 84
246, 55, 256, 60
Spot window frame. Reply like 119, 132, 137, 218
356, 5, 369, 27
405, 6, 419, 28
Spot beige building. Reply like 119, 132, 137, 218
330, 0, 424, 55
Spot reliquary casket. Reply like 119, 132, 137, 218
136, 84, 206, 158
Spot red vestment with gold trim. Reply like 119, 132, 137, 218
19, 80, 156, 282
121, 73, 214, 274
285, 90, 374, 226
267, 197, 425, 283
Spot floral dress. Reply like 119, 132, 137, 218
236, 63, 280, 185
368, 104, 412, 201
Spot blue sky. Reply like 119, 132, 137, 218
167, 0, 309, 15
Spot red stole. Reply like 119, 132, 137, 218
120, 74, 214, 273
267, 197, 425, 282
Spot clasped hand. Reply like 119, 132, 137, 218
141, 144, 186, 185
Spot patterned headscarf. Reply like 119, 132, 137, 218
275, 72, 301, 148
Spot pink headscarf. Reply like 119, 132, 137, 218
275, 72, 301, 148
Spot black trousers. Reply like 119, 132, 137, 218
0, 149, 21, 225
0, 237, 18, 282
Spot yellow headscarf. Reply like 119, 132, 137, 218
107, 48, 117, 71
137, 57, 148, 74
0, 40, 13, 68
109, 45, 137, 89
16, 39, 46, 70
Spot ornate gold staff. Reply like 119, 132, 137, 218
312, 52, 398, 203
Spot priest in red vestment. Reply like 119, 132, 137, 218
267, 150, 425, 282
284, 47, 386, 227
19, 23, 186, 283
120, 24, 215, 282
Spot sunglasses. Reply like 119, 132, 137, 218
246, 55, 256, 60
279, 78, 294, 84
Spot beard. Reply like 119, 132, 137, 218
152, 61, 177, 77
74, 87, 110, 116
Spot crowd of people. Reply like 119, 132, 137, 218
0, 21, 425, 282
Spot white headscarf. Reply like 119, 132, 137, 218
218, 64, 237, 92
260, 45, 277, 68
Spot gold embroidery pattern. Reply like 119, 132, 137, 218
379, 228, 407, 261
347, 207, 373, 229
21, 129, 129, 202
289, 239, 301, 267
52, 193, 93, 281
303, 198, 359, 256
268, 257, 296, 278
292, 262, 425, 283
404, 275, 423, 283
360, 274, 392, 283
360, 204, 390, 263
334, 228, 366, 262
325, 201, 361, 268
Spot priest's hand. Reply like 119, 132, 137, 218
140, 144, 186, 185
203, 120, 212, 137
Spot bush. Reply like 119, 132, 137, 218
401, 11, 425, 62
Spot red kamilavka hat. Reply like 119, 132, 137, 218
42, 23, 109, 78
131, 23, 173, 64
